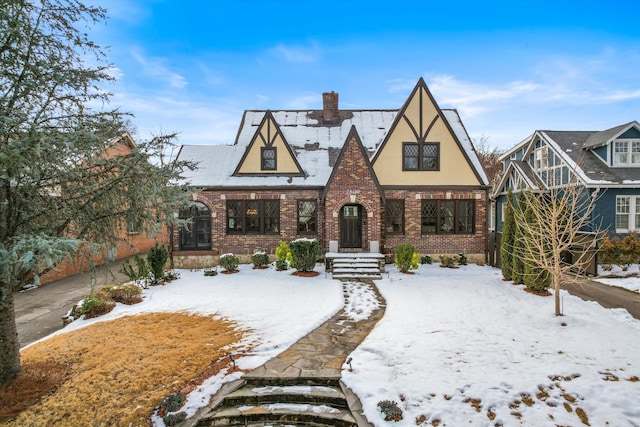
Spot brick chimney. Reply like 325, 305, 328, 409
322, 91, 339, 124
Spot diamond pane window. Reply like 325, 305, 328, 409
261, 147, 276, 170
297, 200, 317, 234
403, 143, 419, 170
385, 199, 404, 234
422, 143, 439, 170
421, 201, 437, 233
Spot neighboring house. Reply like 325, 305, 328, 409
40, 132, 167, 284
489, 121, 640, 268
172, 78, 489, 267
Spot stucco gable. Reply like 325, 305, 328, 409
371, 78, 487, 187
233, 111, 305, 176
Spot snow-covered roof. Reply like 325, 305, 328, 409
441, 110, 489, 185
179, 107, 487, 188
180, 110, 396, 188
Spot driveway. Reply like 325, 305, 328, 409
14, 258, 132, 347
561, 275, 640, 320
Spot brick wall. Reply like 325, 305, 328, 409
323, 133, 382, 251
172, 189, 323, 258
382, 188, 487, 257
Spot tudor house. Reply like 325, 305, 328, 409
489, 121, 640, 267
171, 78, 489, 266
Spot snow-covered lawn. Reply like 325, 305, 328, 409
593, 264, 640, 294
49, 263, 640, 426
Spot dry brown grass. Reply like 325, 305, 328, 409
1, 312, 246, 426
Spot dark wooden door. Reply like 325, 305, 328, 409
340, 204, 362, 248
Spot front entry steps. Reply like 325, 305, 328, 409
194, 376, 358, 426
325, 253, 385, 281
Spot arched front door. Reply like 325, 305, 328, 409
340, 204, 362, 248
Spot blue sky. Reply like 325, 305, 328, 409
92, 0, 640, 150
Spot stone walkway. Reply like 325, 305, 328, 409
187, 280, 386, 427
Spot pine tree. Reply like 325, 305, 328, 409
500, 189, 516, 280
511, 191, 527, 284
522, 193, 551, 292
0, 0, 194, 385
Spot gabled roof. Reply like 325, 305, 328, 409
492, 158, 547, 197
322, 125, 384, 201
178, 79, 488, 188
544, 130, 639, 185
232, 111, 305, 177
583, 121, 640, 149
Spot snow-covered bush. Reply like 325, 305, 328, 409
289, 238, 318, 272
219, 253, 239, 272
251, 251, 270, 269
80, 294, 115, 319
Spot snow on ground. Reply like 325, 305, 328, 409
46, 263, 640, 426
593, 264, 640, 294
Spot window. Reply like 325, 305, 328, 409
179, 201, 212, 250
126, 214, 142, 234
613, 140, 640, 166
616, 196, 640, 232
385, 199, 404, 234
261, 147, 276, 170
421, 200, 475, 234
297, 200, 317, 234
226, 200, 279, 234
403, 142, 439, 171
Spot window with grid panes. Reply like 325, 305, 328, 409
385, 199, 404, 234
297, 200, 317, 234
261, 147, 276, 170
227, 200, 279, 234
403, 142, 439, 171
421, 200, 475, 234
179, 201, 212, 250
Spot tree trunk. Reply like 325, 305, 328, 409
554, 275, 562, 316
0, 289, 21, 385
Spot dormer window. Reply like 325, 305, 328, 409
261, 147, 276, 170
613, 140, 640, 166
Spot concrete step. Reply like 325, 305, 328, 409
222, 384, 349, 409
203, 403, 357, 427
195, 377, 358, 427
333, 274, 382, 281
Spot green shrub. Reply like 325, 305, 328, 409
159, 392, 185, 413
275, 258, 288, 271
439, 255, 457, 268
411, 252, 420, 270
163, 412, 186, 426
275, 241, 294, 268
420, 254, 432, 265
458, 253, 468, 265
102, 284, 143, 305
148, 243, 169, 282
377, 400, 403, 422
251, 251, 270, 269
219, 253, 239, 272
80, 294, 115, 319
394, 244, 415, 273
203, 268, 217, 277
500, 189, 516, 280
119, 254, 149, 281
289, 238, 319, 272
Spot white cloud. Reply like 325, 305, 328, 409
130, 48, 188, 89
269, 43, 319, 63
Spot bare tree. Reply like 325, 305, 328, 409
473, 135, 504, 186
512, 179, 604, 316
